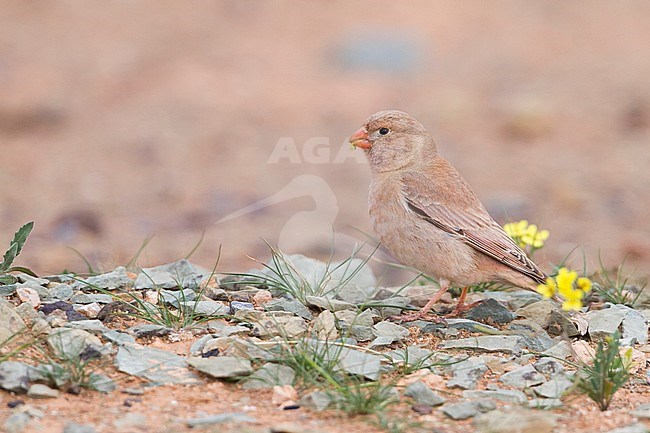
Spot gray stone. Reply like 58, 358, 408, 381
532, 375, 572, 398
241, 362, 295, 389
88, 373, 116, 393
47, 328, 104, 359
527, 398, 563, 409
189, 334, 214, 355
304, 339, 382, 380
220, 325, 251, 338
127, 324, 172, 338
27, 383, 59, 398
440, 335, 524, 354
48, 284, 73, 301
445, 318, 499, 333
515, 300, 556, 326
334, 309, 375, 327
115, 343, 202, 384
466, 298, 515, 324
306, 296, 356, 312
252, 315, 307, 339
545, 309, 579, 337
463, 389, 527, 404
0, 284, 17, 296
441, 400, 495, 420
262, 254, 376, 297
63, 422, 97, 433
630, 403, 650, 419
0, 361, 30, 393
0, 298, 26, 343
507, 319, 555, 351
587, 304, 648, 345
102, 330, 136, 345
447, 357, 488, 390
312, 310, 338, 340
134, 259, 208, 290
70, 293, 112, 304
73, 266, 133, 291
4, 412, 31, 433
367, 336, 396, 349
180, 300, 229, 316
373, 321, 409, 341
335, 285, 373, 304
16, 273, 49, 286
404, 380, 446, 406
541, 340, 572, 359
188, 356, 254, 378
265, 298, 313, 320
185, 413, 257, 427
386, 346, 437, 368
473, 408, 558, 433
485, 290, 543, 310
347, 325, 374, 342
158, 288, 196, 306
63, 319, 109, 334
533, 357, 565, 376
500, 364, 546, 389
297, 390, 332, 411
230, 301, 254, 314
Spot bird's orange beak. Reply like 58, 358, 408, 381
349, 127, 371, 150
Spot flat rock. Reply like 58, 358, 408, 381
466, 298, 515, 324
70, 293, 112, 304
404, 380, 446, 406
533, 358, 565, 376
188, 356, 254, 378
127, 324, 173, 338
515, 300, 556, 325
47, 328, 104, 359
305, 296, 356, 312
500, 364, 546, 389
102, 330, 136, 345
473, 408, 558, 433
545, 309, 579, 337
0, 299, 26, 343
532, 375, 572, 398
252, 315, 307, 339
542, 340, 572, 359
463, 389, 527, 404
441, 400, 495, 420
587, 304, 648, 345
605, 424, 650, 433
507, 319, 555, 351
445, 318, 499, 333
312, 310, 338, 340
386, 346, 437, 368
134, 259, 208, 290
73, 266, 134, 291
0, 361, 31, 393
180, 300, 229, 316
630, 403, 650, 419
373, 321, 409, 341
241, 362, 295, 389
265, 298, 313, 320
446, 357, 487, 390
305, 339, 382, 380
115, 343, 202, 385
440, 335, 524, 354
27, 383, 59, 398
297, 390, 332, 411
63, 319, 109, 334
48, 284, 73, 301
527, 398, 563, 409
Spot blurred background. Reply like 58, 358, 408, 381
1, 1, 649, 280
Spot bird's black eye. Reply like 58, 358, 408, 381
378, 127, 390, 135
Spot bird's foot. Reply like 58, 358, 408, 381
444, 300, 483, 318
388, 312, 445, 324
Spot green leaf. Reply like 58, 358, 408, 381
10, 221, 34, 258
0, 274, 17, 285
0, 243, 19, 273
6, 266, 37, 277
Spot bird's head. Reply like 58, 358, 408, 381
349, 110, 436, 172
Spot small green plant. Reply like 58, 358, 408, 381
34, 348, 113, 394
0, 221, 36, 284
226, 242, 378, 304
591, 257, 645, 307
573, 331, 632, 411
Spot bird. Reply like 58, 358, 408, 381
348, 110, 546, 321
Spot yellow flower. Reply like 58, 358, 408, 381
562, 297, 583, 311
504, 220, 528, 238
521, 224, 550, 248
556, 267, 578, 297
577, 277, 592, 293
537, 277, 557, 298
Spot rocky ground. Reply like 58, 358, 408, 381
1, 254, 649, 433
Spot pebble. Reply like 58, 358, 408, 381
473, 408, 558, 433
440, 335, 524, 354
466, 298, 515, 324
441, 399, 495, 420
499, 364, 546, 389
188, 356, 254, 378
404, 380, 446, 406
26, 383, 59, 398
446, 357, 488, 390
185, 413, 257, 427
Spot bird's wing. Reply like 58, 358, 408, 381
401, 171, 546, 285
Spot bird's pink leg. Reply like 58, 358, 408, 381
389, 280, 450, 323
